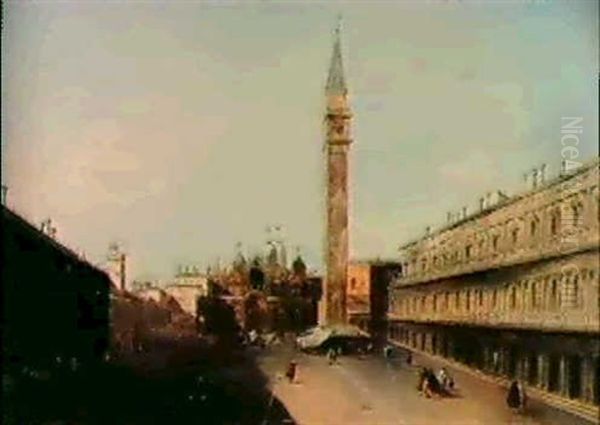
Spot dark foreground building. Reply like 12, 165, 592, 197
389, 160, 599, 418
2, 205, 111, 372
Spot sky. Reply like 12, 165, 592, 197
2, 0, 598, 281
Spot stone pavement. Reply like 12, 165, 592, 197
258, 343, 594, 425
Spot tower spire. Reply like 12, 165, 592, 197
321, 15, 353, 326
326, 15, 347, 96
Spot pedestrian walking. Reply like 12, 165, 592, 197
437, 367, 454, 392
327, 348, 337, 365
507, 380, 527, 413
285, 360, 298, 383
383, 345, 393, 360
437, 367, 448, 389
417, 367, 433, 397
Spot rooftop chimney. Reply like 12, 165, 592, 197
479, 197, 486, 211
462, 206, 468, 219
485, 192, 492, 207
540, 163, 547, 184
561, 159, 567, 175
531, 168, 539, 189
425, 226, 431, 236
446, 211, 453, 223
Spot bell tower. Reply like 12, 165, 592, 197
322, 21, 352, 325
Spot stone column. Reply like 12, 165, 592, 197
559, 355, 568, 397
514, 353, 522, 379
447, 339, 455, 360
522, 355, 530, 383
538, 353, 548, 390
497, 348, 506, 376
592, 356, 599, 405
482, 346, 492, 372
581, 356, 592, 403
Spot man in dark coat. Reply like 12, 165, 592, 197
285, 360, 297, 383
507, 380, 526, 411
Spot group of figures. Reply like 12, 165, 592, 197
417, 366, 455, 398
284, 337, 529, 416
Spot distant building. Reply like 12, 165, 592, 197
348, 260, 402, 339
162, 268, 209, 317
347, 262, 371, 316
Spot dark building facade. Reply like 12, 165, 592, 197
2, 205, 111, 371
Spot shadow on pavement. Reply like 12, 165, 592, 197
4, 336, 295, 424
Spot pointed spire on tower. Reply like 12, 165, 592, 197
326, 15, 347, 96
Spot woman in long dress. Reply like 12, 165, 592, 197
507, 380, 525, 411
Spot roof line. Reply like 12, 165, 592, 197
398, 157, 599, 251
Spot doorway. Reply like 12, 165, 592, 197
567, 355, 582, 400
528, 353, 539, 386
508, 347, 518, 378
548, 355, 560, 393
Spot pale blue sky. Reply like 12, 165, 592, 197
2, 1, 598, 280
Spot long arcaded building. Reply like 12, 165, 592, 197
388, 159, 599, 416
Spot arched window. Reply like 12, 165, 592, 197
550, 279, 559, 308
350, 278, 357, 290
570, 276, 580, 308
492, 234, 500, 251
510, 286, 517, 309
466, 290, 471, 311
511, 227, 519, 244
550, 209, 561, 236
455, 292, 460, 309
465, 244, 472, 259
492, 289, 498, 307
530, 216, 539, 237
571, 202, 583, 227
531, 281, 537, 309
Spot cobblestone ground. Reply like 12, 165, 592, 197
259, 343, 592, 425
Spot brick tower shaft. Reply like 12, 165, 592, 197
322, 24, 352, 326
